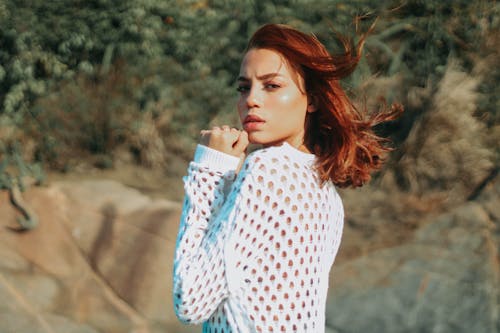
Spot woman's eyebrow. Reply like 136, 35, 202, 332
237, 73, 283, 82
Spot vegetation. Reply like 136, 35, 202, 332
0, 0, 498, 207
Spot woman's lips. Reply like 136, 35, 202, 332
243, 115, 265, 131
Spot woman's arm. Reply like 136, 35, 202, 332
173, 144, 243, 323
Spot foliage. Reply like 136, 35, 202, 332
0, 0, 498, 198
0, 142, 44, 190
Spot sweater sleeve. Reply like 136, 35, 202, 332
173, 144, 243, 323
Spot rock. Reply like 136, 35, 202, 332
0, 180, 198, 333
53, 180, 184, 324
2, 176, 497, 333
326, 201, 499, 333
0, 313, 99, 333
53, 179, 155, 216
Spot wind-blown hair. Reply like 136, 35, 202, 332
247, 23, 402, 188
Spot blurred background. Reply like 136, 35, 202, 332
0, 0, 498, 332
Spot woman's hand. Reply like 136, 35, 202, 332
200, 126, 249, 159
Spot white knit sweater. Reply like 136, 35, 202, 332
173, 142, 344, 333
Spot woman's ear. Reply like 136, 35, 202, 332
307, 95, 318, 113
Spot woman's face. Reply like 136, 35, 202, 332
237, 48, 311, 149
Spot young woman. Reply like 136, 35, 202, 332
173, 23, 401, 332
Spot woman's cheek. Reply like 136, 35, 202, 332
276, 91, 304, 112
277, 93, 292, 105
237, 100, 246, 122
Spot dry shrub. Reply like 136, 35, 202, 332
26, 72, 134, 170
354, 74, 406, 110
397, 61, 494, 204
24, 66, 180, 171
0, 118, 38, 163
328, 73, 445, 259
337, 59, 497, 260
128, 110, 168, 168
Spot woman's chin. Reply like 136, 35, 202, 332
246, 134, 267, 152
248, 134, 285, 148
247, 133, 271, 145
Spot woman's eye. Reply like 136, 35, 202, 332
265, 83, 281, 90
236, 86, 250, 93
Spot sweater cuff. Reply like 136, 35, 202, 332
193, 144, 241, 173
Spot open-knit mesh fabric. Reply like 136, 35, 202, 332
174, 143, 344, 333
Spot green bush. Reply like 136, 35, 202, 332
0, 0, 497, 198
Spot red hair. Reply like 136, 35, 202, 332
247, 23, 402, 188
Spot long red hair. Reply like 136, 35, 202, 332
247, 23, 402, 188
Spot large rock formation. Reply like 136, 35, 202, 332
1, 175, 498, 332
326, 177, 499, 332
0, 180, 199, 333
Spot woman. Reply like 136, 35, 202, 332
173, 23, 401, 332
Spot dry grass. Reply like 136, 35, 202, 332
398, 61, 494, 204
337, 55, 498, 261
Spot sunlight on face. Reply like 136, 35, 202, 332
237, 48, 310, 150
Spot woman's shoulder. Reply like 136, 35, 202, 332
246, 144, 283, 162
240, 143, 316, 181
242, 144, 291, 173
245, 142, 315, 165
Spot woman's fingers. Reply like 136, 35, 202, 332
199, 126, 245, 157
233, 130, 249, 154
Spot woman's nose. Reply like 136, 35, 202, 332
245, 88, 262, 108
